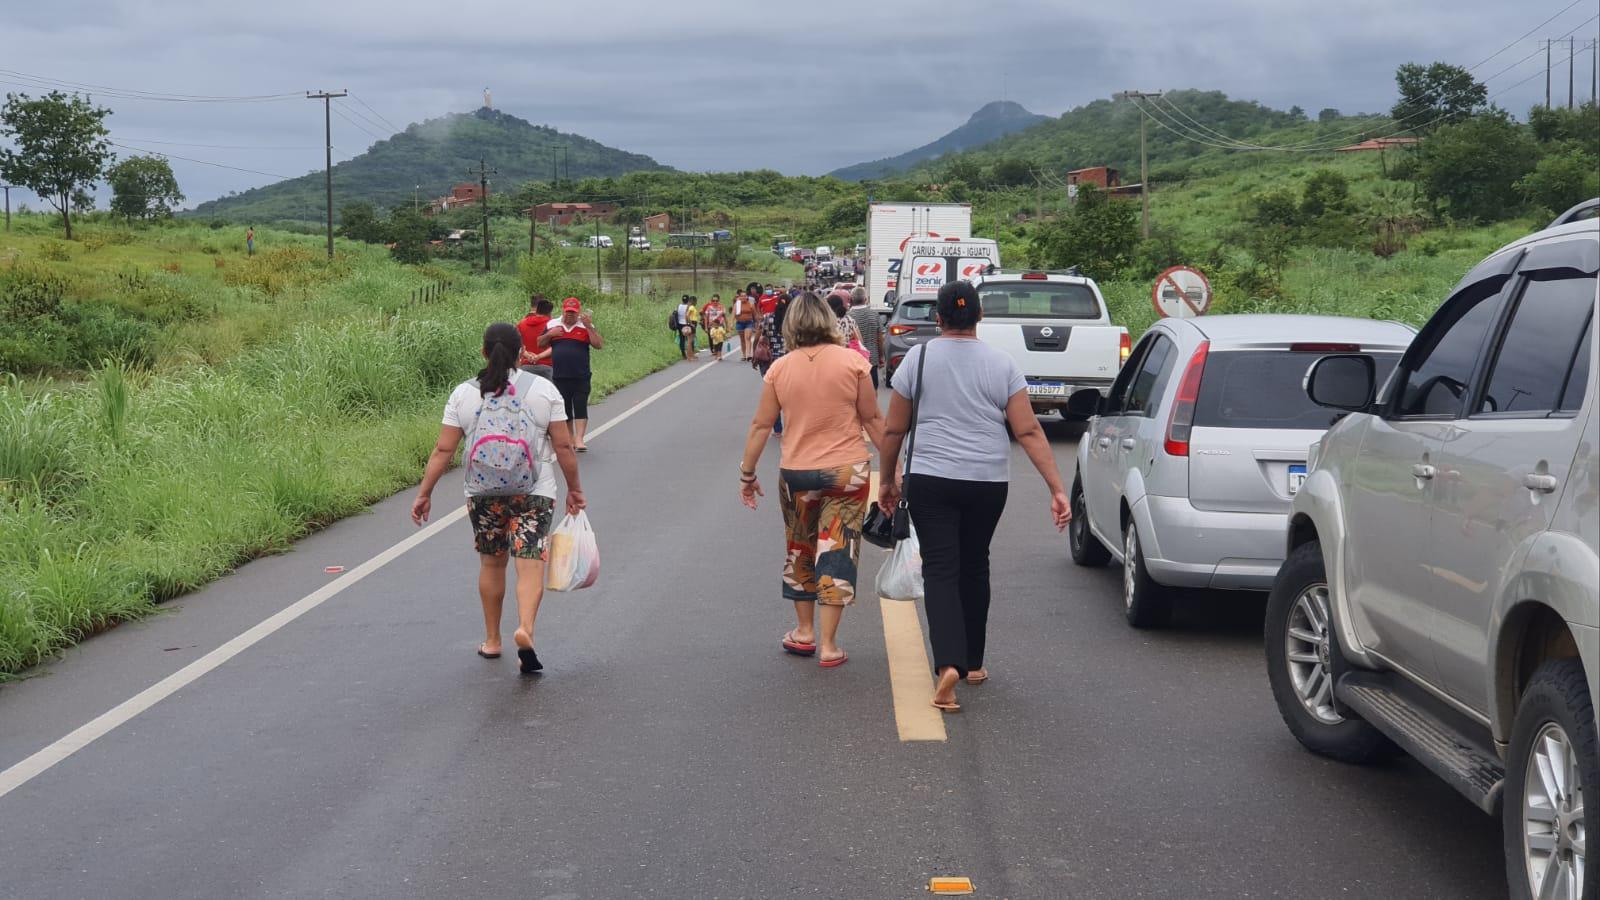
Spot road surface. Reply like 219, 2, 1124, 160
0, 353, 1504, 899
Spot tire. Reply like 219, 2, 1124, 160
1121, 519, 1173, 628
1502, 657, 1597, 900
1264, 541, 1397, 764
1068, 479, 1111, 567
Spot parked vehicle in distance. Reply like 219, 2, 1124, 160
1263, 211, 1597, 900
815, 245, 833, 260
892, 237, 1001, 309
969, 271, 1128, 417
1066, 314, 1415, 628
628, 236, 652, 251
712, 229, 733, 242
883, 296, 940, 387
583, 235, 614, 249
854, 243, 866, 255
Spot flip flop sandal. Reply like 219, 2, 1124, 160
517, 647, 543, 674
781, 631, 817, 656
575, 446, 588, 453
818, 653, 848, 668
931, 698, 962, 712
477, 643, 502, 659
966, 671, 989, 685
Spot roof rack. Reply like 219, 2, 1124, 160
1549, 198, 1599, 228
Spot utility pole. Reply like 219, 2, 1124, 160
1569, 36, 1577, 110
529, 208, 537, 255
467, 159, 496, 271
413, 184, 419, 213
624, 231, 631, 307
594, 218, 602, 287
1, 185, 11, 232
1546, 40, 1552, 109
306, 90, 348, 259
1114, 90, 1162, 239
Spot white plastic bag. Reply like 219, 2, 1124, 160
875, 525, 924, 602
545, 511, 599, 592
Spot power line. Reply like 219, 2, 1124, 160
114, 137, 322, 151
349, 93, 403, 135
106, 141, 295, 179
0, 68, 299, 103
336, 101, 395, 139
330, 104, 387, 144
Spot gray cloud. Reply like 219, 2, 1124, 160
1, 0, 1586, 207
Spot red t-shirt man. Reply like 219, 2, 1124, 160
758, 292, 777, 316
518, 311, 551, 367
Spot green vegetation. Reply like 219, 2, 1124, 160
0, 91, 114, 239
107, 155, 184, 221
189, 108, 672, 224
0, 217, 684, 675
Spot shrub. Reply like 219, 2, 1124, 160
39, 241, 72, 262
1, 264, 72, 321
60, 303, 159, 368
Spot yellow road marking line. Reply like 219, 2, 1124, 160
880, 598, 946, 742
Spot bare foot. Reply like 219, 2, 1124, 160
513, 628, 533, 651
966, 668, 988, 685
932, 668, 961, 709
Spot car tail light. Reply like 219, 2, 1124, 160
1164, 341, 1210, 457
888, 324, 915, 336
1119, 332, 1132, 366
1021, 272, 1048, 280
1290, 342, 1360, 352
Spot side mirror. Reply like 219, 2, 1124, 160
1306, 354, 1376, 411
1066, 388, 1103, 418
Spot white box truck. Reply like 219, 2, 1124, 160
865, 202, 970, 312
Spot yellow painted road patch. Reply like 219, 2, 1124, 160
879, 597, 946, 742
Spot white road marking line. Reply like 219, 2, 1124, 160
0, 356, 726, 802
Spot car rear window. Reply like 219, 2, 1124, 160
978, 283, 1101, 319
897, 302, 936, 322
1195, 350, 1402, 429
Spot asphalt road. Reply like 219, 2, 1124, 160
0, 351, 1506, 899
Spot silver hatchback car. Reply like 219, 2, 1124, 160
1066, 314, 1416, 627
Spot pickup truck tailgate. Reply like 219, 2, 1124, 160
976, 320, 1125, 381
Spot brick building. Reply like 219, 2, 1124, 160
427, 183, 484, 215
527, 201, 619, 225
1066, 166, 1144, 200
643, 212, 671, 234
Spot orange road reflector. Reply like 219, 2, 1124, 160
929, 877, 974, 894
323, 566, 345, 574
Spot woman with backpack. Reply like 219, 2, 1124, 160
877, 281, 1071, 712
411, 322, 586, 675
738, 293, 886, 669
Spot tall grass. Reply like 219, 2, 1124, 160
0, 246, 682, 676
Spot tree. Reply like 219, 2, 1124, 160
820, 196, 867, 233
1299, 169, 1352, 218
337, 201, 384, 243
988, 158, 1033, 187
1517, 147, 1600, 215
1029, 184, 1138, 280
1317, 108, 1341, 123
1391, 62, 1487, 131
1288, 105, 1306, 120
106, 155, 182, 220
1414, 111, 1538, 222
0, 91, 113, 239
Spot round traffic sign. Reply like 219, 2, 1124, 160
1151, 266, 1212, 318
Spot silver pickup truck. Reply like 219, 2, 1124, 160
1264, 202, 1599, 900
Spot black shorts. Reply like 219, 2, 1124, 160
553, 375, 590, 421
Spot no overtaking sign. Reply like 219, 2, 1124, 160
1151, 266, 1212, 318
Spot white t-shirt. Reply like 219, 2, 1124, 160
442, 370, 566, 498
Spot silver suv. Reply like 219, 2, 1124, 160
1065, 314, 1414, 627
1265, 211, 1598, 899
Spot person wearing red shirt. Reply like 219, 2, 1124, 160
537, 297, 605, 451
758, 291, 777, 316
517, 295, 554, 379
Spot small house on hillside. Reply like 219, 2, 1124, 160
528, 201, 619, 225
1067, 166, 1143, 200
428, 183, 483, 214
1335, 136, 1421, 153
643, 213, 671, 234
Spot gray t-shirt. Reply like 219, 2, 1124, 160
892, 338, 1027, 482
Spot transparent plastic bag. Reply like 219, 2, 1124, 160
545, 511, 598, 592
875, 525, 924, 602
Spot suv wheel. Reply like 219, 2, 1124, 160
1504, 658, 1596, 900
1068, 480, 1111, 567
1122, 520, 1172, 628
1265, 541, 1396, 764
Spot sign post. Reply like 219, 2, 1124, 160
1151, 266, 1212, 319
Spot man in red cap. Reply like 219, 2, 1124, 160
537, 297, 605, 452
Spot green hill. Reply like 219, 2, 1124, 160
189, 107, 672, 223
829, 100, 1049, 181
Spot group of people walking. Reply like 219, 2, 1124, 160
415, 280, 1068, 714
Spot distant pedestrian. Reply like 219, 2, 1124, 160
877, 281, 1071, 712
702, 293, 728, 361
826, 290, 858, 348
411, 322, 585, 674
758, 292, 791, 434
733, 290, 757, 359
739, 292, 886, 668
518, 295, 555, 380
675, 295, 696, 360
538, 297, 605, 452
246, 226, 255, 257
846, 287, 883, 389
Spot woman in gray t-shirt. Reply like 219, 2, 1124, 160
878, 280, 1071, 712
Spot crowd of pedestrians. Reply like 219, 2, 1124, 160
417, 279, 1068, 715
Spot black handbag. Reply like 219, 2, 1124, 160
865, 342, 929, 545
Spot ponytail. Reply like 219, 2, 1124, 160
478, 322, 522, 397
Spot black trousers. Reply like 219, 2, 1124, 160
868, 364, 880, 389
553, 375, 590, 421
906, 474, 1008, 677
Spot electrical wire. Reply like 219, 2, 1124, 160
330, 105, 388, 144
0, 68, 299, 103
335, 101, 395, 138
106, 141, 295, 179
114, 137, 322, 151
349, 93, 404, 135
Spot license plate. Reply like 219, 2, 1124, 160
1027, 381, 1067, 397
1287, 464, 1308, 494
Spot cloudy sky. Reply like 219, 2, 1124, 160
2, 0, 1595, 208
